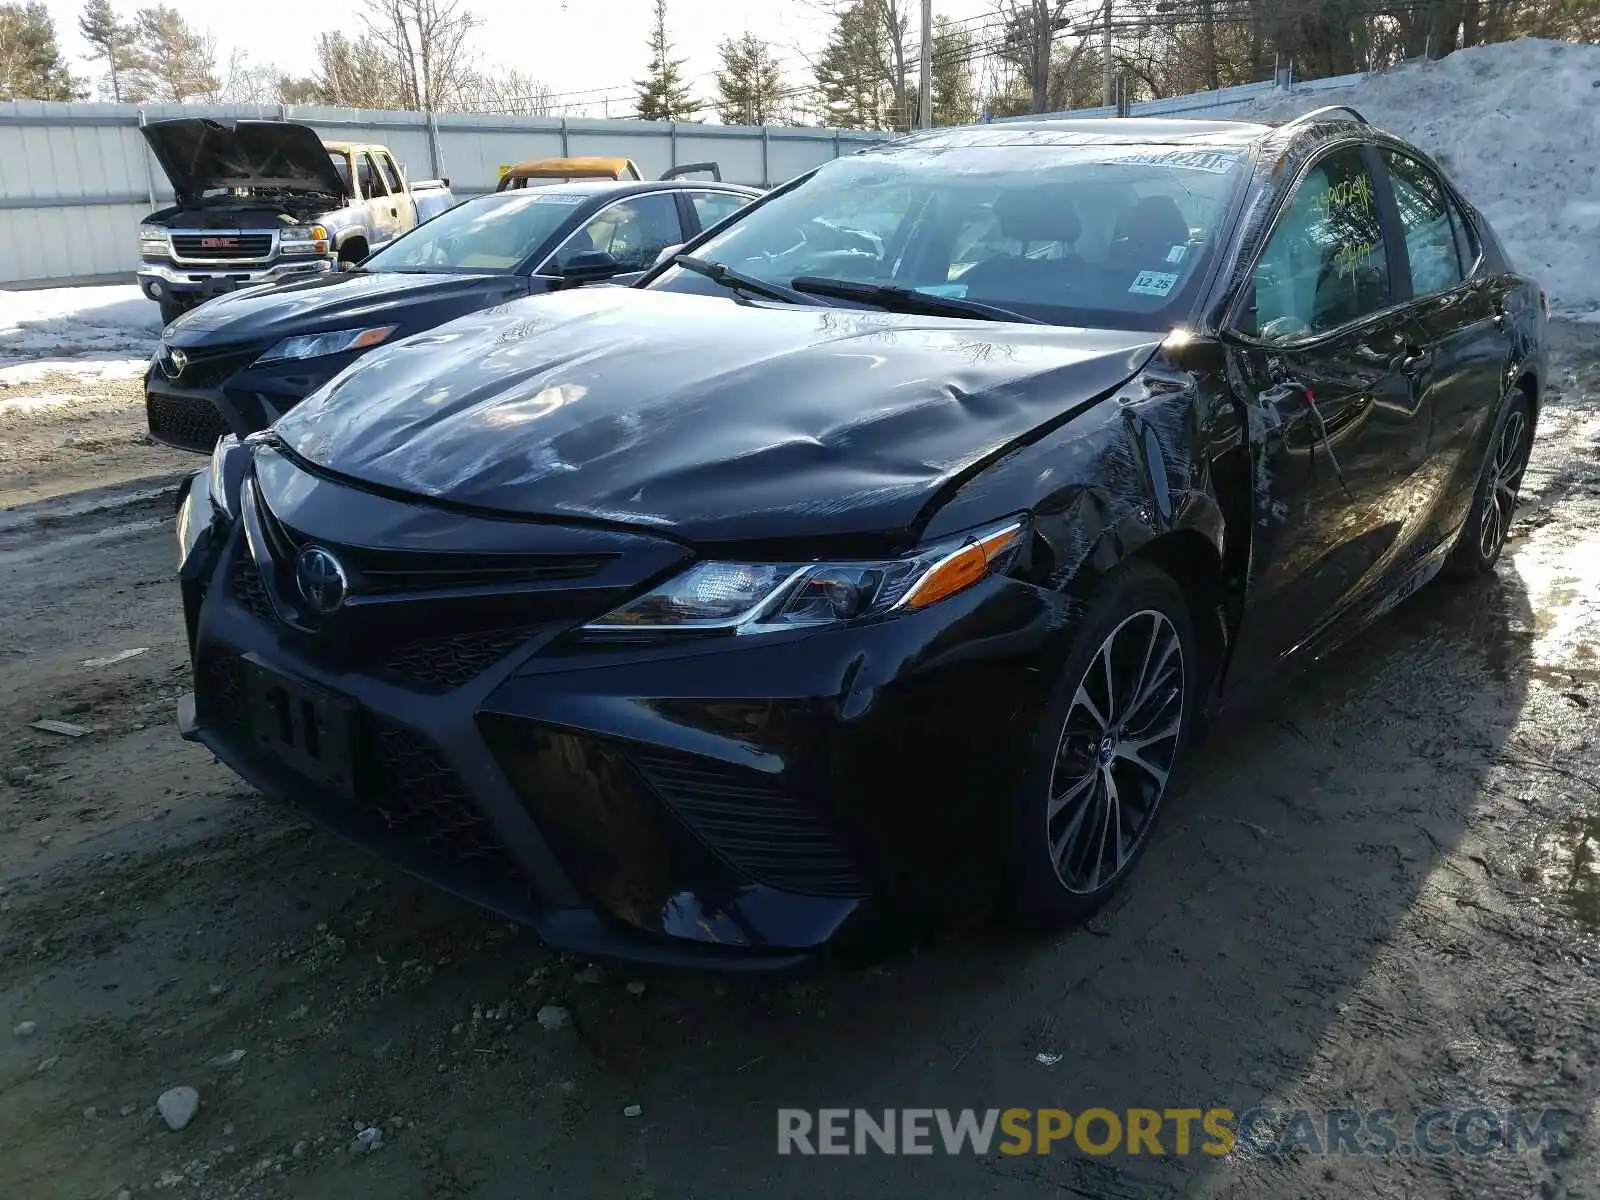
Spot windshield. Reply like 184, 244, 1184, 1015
656, 142, 1249, 328
364, 190, 586, 273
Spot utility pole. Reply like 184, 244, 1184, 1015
1102, 0, 1114, 108
918, 0, 933, 129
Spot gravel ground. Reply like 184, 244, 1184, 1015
0, 327, 1596, 1200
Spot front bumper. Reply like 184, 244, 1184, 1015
145, 353, 350, 455
138, 257, 334, 302
174, 463, 1066, 967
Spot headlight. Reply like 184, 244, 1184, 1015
583, 517, 1027, 635
279, 224, 331, 256
139, 227, 168, 255
207, 433, 251, 521
257, 325, 397, 363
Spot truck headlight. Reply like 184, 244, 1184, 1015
279, 224, 331, 256
582, 517, 1028, 635
139, 227, 169, 257
257, 325, 397, 363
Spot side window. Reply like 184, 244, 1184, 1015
555, 194, 683, 272
379, 152, 404, 194
328, 153, 352, 194
690, 190, 748, 231
1244, 145, 1389, 341
358, 153, 388, 197
1381, 150, 1464, 297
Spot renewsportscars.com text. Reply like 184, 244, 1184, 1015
777, 1107, 1569, 1159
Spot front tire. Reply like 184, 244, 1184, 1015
1443, 390, 1535, 579
1005, 560, 1197, 928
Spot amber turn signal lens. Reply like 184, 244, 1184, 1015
899, 523, 1024, 610
349, 326, 398, 351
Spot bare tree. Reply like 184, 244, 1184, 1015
361, 0, 479, 112
451, 66, 557, 115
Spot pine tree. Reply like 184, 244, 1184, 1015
126, 5, 218, 103
78, 0, 136, 101
713, 32, 784, 126
634, 0, 697, 122
0, 2, 79, 100
814, 0, 889, 129
930, 15, 978, 126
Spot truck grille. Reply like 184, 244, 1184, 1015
171, 234, 274, 261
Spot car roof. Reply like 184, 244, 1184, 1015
485, 179, 759, 199
894, 117, 1276, 151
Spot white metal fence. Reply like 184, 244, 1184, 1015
0, 101, 888, 285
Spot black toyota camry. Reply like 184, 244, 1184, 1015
174, 109, 1547, 968
146, 178, 759, 453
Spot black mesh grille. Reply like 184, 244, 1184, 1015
171, 234, 273, 260
147, 391, 231, 453
627, 747, 868, 898
229, 555, 275, 622
195, 648, 246, 730
376, 627, 538, 693
359, 719, 526, 884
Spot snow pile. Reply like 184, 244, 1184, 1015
1239, 38, 1600, 318
0, 284, 160, 381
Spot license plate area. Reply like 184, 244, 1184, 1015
243, 655, 355, 799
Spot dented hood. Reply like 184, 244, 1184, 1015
274, 288, 1163, 544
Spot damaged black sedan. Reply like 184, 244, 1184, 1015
174, 109, 1547, 967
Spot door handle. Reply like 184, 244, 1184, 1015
390, 207, 398, 217
1397, 347, 1432, 375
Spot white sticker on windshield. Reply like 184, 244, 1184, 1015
1116, 149, 1239, 174
1129, 270, 1180, 297
1166, 244, 1187, 264
524, 193, 586, 204
916, 283, 969, 298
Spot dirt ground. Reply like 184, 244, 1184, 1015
0, 328, 1597, 1200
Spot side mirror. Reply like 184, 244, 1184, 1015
557, 250, 625, 285
653, 243, 684, 268
1157, 330, 1228, 374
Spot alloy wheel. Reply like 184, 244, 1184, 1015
1046, 609, 1186, 895
1477, 408, 1531, 561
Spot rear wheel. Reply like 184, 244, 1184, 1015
1006, 561, 1196, 928
1444, 390, 1535, 579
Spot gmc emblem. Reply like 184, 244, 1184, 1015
200, 237, 238, 249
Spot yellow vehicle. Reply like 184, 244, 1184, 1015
495, 156, 721, 191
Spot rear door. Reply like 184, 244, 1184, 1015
360, 152, 401, 248
379, 151, 417, 233
1224, 141, 1431, 687
1376, 147, 1514, 551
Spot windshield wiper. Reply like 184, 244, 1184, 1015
672, 254, 810, 305
789, 276, 1042, 324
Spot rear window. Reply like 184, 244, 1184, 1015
657, 143, 1249, 329
364, 191, 585, 272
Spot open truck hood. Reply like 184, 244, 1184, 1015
140, 118, 346, 204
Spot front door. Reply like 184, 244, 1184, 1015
1224, 142, 1431, 689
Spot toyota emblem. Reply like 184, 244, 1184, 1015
294, 545, 348, 615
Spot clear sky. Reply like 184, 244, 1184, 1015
43, 0, 1006, 115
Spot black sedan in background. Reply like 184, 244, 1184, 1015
146, 178, 759, 452
175, 109, 1546, 967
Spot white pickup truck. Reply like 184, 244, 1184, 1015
135, 118, 454, 323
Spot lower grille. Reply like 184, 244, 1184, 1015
195, 648, 246, 730
148, 391, 231, 453
627, 747, 868, 898
359, 719, 526, 884
376, 628, 539, 693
